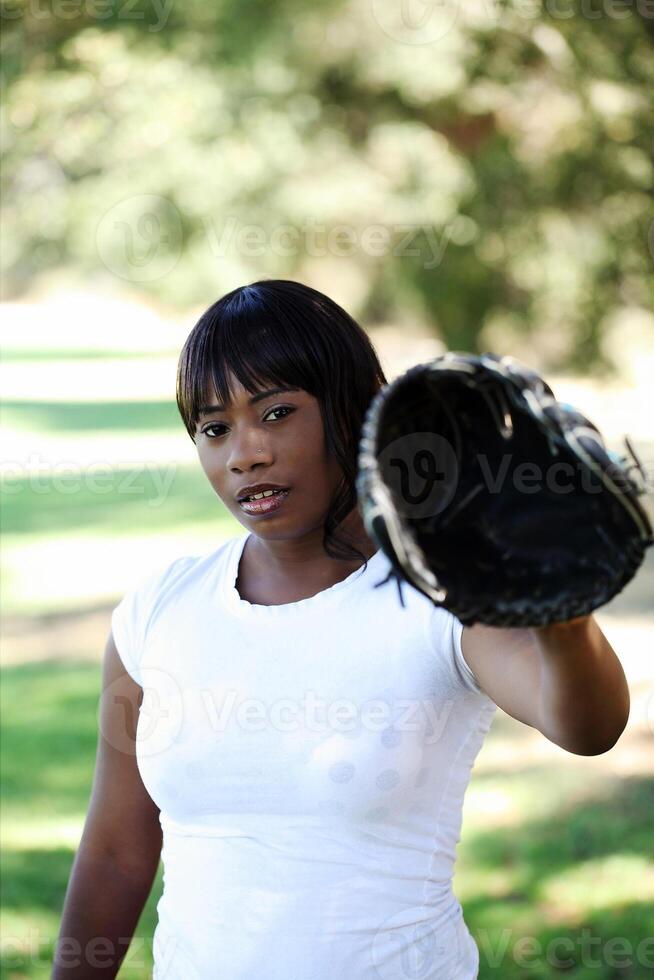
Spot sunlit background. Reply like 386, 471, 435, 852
1, 2, 653, 977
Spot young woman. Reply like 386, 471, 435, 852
53, 279, 629, 979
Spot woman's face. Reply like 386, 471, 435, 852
195, 371, 345, 539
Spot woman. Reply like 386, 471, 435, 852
53, 279, 629, 979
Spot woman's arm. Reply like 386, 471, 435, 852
461, 614, 630, 756
51, 631, 163, 978
51, 848, 158, 977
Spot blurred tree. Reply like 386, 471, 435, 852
1, 0, 652, 372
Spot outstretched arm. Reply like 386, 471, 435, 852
461, 615, 630, 756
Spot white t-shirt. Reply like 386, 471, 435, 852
111, 530, 497, 980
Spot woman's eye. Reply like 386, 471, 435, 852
203, 423, 227, 438
202, 405, 295, 438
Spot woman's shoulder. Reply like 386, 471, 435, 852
164, 534, 239, 584
121, 534, 236, 601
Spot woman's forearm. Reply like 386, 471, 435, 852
51, 845, 158, 979
533, 615, 630, 755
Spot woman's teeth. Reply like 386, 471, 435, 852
245, 489, 283, 501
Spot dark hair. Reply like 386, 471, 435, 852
176, 279, 388, 565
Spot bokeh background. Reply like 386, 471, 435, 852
1, 1, 653, 977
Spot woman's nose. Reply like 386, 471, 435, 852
227, 431, 272, 471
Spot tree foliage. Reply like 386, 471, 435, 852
2, 0, 652, 371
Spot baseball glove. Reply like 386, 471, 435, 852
356, 351, 653, 627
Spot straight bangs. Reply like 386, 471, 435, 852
177, 290, 317, 443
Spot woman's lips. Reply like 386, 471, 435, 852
239, 488, 291, 515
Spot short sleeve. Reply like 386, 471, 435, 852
110, 557, 192, 686
425, 604, 486, 697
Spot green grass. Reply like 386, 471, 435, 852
0, 462, 236, 616
1, 400, 181, 434
0, 350, 177, 362
1, 464, 221, 537
0, 661, 163, 978
1, 660, 652, 979
2, 347, 652, 977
